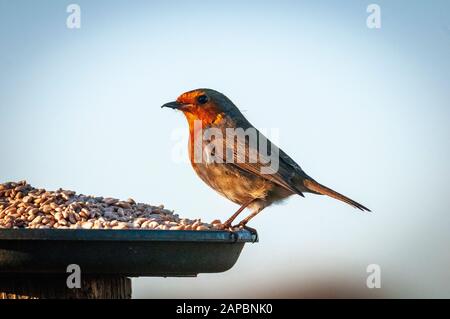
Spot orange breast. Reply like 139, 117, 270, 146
183, 108, 224, 164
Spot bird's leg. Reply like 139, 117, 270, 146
234, 207, 263, 229
220, 199, 254, 229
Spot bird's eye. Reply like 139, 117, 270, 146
197, 95, 209, 105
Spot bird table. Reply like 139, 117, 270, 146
0, 229, 257, 299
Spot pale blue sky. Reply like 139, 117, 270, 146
1, 0, 449, 297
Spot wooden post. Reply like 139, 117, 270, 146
0, 275, 132, 299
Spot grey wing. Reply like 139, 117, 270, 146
214, 119, 307, 196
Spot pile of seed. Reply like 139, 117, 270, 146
0, 181, 224, 230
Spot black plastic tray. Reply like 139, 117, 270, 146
0, 229, 257, 277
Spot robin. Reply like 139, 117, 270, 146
162, 88, 370, 231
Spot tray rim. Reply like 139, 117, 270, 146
0, 229, 258, 243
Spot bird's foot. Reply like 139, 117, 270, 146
232, 222, 258, 237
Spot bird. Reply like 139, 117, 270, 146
162, 88, 370, 231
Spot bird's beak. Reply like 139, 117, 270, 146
161, 101, 183, 110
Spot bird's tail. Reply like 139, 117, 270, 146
303, 178, 371, 212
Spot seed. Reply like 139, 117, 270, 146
6, 207, 17, 215
117, 201, 131, 209
58, 219, 68, 226
68, 213, 76, 224
70, 203, 81, 211
81, 222, 93, 229
14, 185, 26, 192
31, 216, 43, 224
135, 217, 146, 225
93, 220, 103, 229
112, 222, 128, 230
42, 205, 53, 213
180, 219, 191, 225
61, 193, 70, 201
148, 221, 159, 229
104, 198, 118, 205
0, 181, 225, 232
166, 221, 179, 227
148, 214, 162, 220
42, 198, 53, 206
80, 208, 90, 218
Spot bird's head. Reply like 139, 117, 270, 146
162, 88, 238, 126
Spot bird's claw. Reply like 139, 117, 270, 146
232, 222, 258, 237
